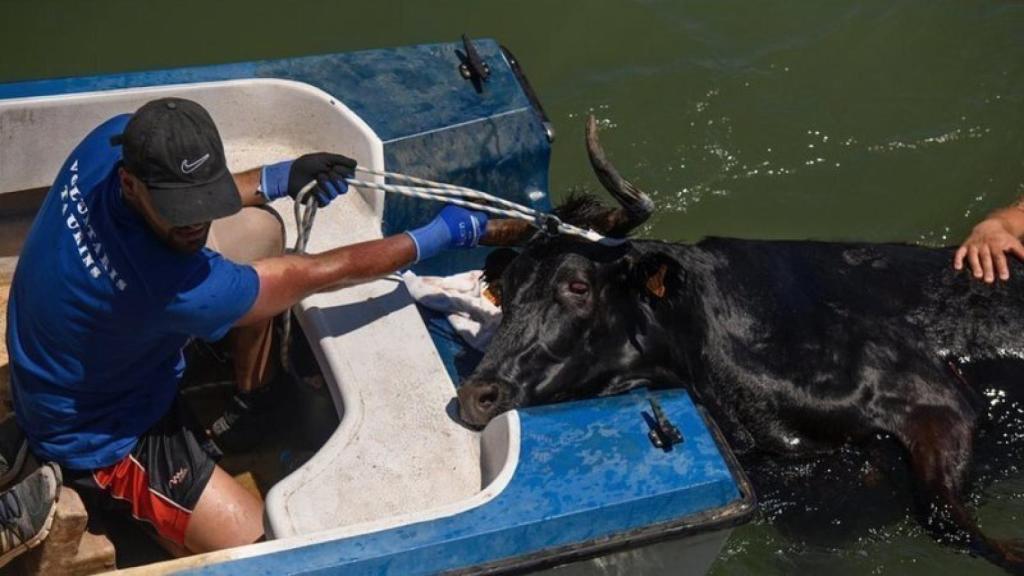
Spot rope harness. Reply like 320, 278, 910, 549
279, 168, 621, 374
347, 168, 623, 245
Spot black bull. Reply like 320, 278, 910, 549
457, 117, 1024, 572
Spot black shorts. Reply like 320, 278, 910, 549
65, 398, 217, 546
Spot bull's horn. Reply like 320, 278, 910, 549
480, 115, 654, 246
585, 114, 655, 237
481, 218, 536, 246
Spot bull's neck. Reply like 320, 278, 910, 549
628, 240, 712, 385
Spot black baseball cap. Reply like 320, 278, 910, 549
112, 98, 241, 227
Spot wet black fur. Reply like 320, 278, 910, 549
551, 189, 612, 225
470, 205, 1024, 572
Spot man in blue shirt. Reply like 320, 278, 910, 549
6, 97, 488, 554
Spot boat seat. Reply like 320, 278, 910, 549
265, 189, 482, 537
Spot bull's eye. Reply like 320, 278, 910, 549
568, 280, 590, 295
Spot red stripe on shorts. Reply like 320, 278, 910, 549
93, 455, 192, 545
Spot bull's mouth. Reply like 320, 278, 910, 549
456, 408, 490, 430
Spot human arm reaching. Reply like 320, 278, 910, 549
954, 201, 1024, 283
236, 205, 488, 325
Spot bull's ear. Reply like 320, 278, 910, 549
628, 252, 681, 301
646, 264, 668, 299
483, 248, 519, 308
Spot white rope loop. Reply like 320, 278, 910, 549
345, 167, 624, 246
289, 169, 626, 253
293, 180, 320, 253
354, 167, 546, 219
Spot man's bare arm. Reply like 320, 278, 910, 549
235, 234, 417, 326
232, 169, 266, 208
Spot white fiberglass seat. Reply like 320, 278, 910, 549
0, 79, 489, 538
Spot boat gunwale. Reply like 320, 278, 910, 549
443, 404, 757, 575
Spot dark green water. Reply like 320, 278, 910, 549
3, 1, 1023, 574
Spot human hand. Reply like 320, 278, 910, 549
954, 216, 1024, 282
406, 205, 489, 262
261, 152, 357, 207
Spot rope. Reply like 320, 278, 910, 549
348, 167, 624, 246
278, 169, 623, 374
279, 181, 320, 378
356, 167, 545, 218
292, 181, 319, 253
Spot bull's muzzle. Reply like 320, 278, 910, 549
457, 381, 503, 429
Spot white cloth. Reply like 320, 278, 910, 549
401, 270, 501, 352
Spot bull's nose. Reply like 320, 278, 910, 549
457, 382, 501, 428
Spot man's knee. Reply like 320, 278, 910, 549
184, 465, 263, 553
207, 206, 285, 264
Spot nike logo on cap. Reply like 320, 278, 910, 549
181, 153, 211, 174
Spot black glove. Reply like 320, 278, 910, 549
261, 152, 357, 207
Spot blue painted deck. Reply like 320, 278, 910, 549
0, 38, 552, 286
0, 41, 534, 144
183, 390, 741, 576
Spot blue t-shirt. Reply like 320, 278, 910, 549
6, 115, 260, 470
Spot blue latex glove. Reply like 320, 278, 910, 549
260, 152, 356, 207
406, 205, 489, 262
